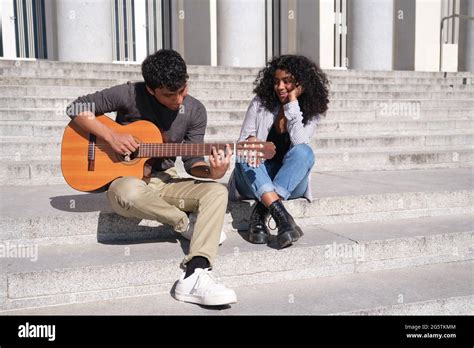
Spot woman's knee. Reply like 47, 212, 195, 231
234, 160, 250, 174
289, 144, 315, 166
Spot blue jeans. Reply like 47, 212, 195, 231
233, 144, 315, 201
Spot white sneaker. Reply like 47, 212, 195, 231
174, 268, 237, 306
180, 213, 227, 245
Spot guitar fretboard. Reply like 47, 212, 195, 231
137, 143, 232, 158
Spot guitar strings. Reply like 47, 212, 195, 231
95, 143, 231, 155
94, 143, 265, 152
92, 143, 267, 160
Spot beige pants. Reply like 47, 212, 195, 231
106, 167, 228, 267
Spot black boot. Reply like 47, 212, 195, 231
268, 200, 303, 248
248, 201, 270, 244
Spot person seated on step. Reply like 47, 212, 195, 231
66, 49, 236, 307
228, 55, 329, 249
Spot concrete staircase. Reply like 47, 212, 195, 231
0, 59, 472, 314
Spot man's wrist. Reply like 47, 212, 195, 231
102, 127, 114, 144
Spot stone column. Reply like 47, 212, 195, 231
459, 0, 474, 72
415, 0, 442, 71
347, 0, 394, 70
216, 0, 266, 67
56, 0, 113, 62
1, 0, 17, 58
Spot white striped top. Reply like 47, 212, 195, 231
238, 96, 320, 144
228, 96, 320, 202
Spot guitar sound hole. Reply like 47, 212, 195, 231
118, 149, 139, 164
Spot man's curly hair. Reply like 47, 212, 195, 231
254, 55, 329, 124
142, 49, 189, 91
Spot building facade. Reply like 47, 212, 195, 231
1, 0, 473, 71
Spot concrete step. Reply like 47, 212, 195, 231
308, 147, 474, 171
0, 160, 65, 185
1, 131, 472, 161
0, 212, 471, 311
0, 60, 263, 75
0, 168, 472, 244
204, 108, 474, 122
311, 119, 474, 133
1, 119, 473, 138
0, 108, 243, 121
328, 82, 474, 91
0, 68, 258, 81
0, 58, 452, 72
2, 75, 472, 92
336, 91, 474, 100
0, 76, 130, 87
326, 68, 473, 78
1, 59, 473, 78
2, 260, 471, 315
2, 58, 473, 74
311, 131, 474, 149
2, 85, 473, 100
200, 98, 469, 111
1, 107, 472, 122
1, 83, 473, 97
0, 84, 254, 99
1, 67, 472, 85
1, 96, 473, 111
2, 146, 472, 185
0, 85, 257, 100
181, 128, 474, 145
1, 76, 471, 89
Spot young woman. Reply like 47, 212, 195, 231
228, 55, 329, 248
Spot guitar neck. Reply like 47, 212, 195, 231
137, 143, 234, 158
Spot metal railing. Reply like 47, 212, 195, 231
439, 14, 474, 72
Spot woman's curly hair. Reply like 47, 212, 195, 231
253, 55, 329, 124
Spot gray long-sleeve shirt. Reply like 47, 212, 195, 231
66, 81, 207, 175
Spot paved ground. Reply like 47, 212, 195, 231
3, 260, 472, 315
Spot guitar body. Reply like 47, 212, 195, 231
61, 115, 162, 192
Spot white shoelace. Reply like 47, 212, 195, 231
193, 269, 222, 294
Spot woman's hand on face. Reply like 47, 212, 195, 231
287, 84, 304, 102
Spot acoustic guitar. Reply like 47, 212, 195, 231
61, 115, 276, 192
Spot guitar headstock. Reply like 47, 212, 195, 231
235, 141, 276, 166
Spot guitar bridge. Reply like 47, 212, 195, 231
88, 134, 96, 171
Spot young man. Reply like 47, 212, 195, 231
66, 49, 236, 306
